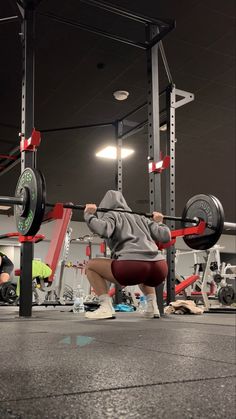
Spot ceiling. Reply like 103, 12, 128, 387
0, 0, 235, 231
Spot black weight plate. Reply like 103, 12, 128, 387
210, 194, 225, 234
0, 283, 17, 303
15, 168, 46, 236
213, 273, 223, 284
182, 194, 224, 250
218, 286, 235, 306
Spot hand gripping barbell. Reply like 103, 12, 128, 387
0, 168, 235, 250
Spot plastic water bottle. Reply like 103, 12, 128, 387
138, 295, 147, 313
73, 285, 85, 313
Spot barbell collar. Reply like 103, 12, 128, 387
0, 196, 25, 206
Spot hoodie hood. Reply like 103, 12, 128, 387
98, 190, 131, 218
84, 189, 171, 261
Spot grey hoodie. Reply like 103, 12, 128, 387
84, 190, 171, 261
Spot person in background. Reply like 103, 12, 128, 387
0, 251, 14, 285
16, 259, 52, 296
83, 190, 171, 320
31, 259, 52, 283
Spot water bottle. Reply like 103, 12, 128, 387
138, 295, 147, 313
73, 285, 85, 313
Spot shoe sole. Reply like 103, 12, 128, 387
85, 315, 116, 320
144, 313, 160, 319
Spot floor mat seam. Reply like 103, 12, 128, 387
0, 374, 235, 404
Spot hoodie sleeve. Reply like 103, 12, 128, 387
84, 212, 116, 238
146, 219, 171, 243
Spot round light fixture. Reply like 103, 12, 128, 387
113, 90, 129, 101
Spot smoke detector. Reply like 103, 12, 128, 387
113, 90, 129, 101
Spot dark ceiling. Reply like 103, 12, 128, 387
0, 0, 235, 228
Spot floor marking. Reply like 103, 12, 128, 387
60, 335, 95, 347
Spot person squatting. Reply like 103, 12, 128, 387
83, 190, 171, 320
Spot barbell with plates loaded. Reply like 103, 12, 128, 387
0, 168, 235, 250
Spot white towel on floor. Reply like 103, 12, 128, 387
165, 300, 204, 315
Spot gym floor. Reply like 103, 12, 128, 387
0, 308, 235, 419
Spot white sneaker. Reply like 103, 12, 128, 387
144, 299, 160, 319
85, 304, 115, 320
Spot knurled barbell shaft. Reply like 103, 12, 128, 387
47, 202, 154, 217
0, 196, 198, 223
46, 202, 199, 223
1, 195, 235, 229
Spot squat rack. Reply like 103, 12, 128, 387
1, 0, 192, 316
115, 86, 194, 311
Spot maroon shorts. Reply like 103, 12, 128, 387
111, 259, 168, 287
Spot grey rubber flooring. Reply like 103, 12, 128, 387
0, 307, 235, 418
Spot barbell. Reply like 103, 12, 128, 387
0, 168, 235, 250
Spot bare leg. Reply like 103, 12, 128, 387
86, 270, 109, 296
86, 258, 118, 296
84, 259, 119, 320
0, 273, 10, 285
139, 283, 155, 296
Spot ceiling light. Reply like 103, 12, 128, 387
121, 148, 134, 158
96, 146, 134, 160
160, 124, 167, 131
0, 205, 11, 210
113, 90, 129, 101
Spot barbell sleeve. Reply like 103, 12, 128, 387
0, 196, 24, 206
224, 222, 236, 231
